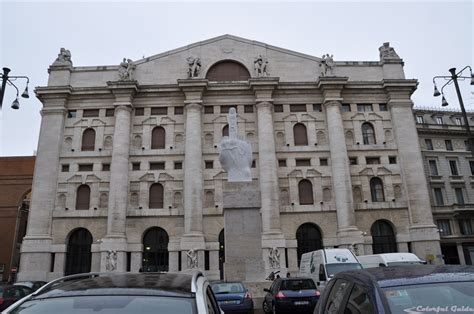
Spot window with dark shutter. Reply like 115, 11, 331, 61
149, 183, 164, 208
222, 125, 229, 137
206, 61, 250, 81
151, 127, 166, 149
76, 185, 91, 210
151, 107, 168, 115
362, 122, 376, 145
83, 109, 99, 117
81, 128, 96, 151
296, 223, 323, 266
298, 179, 314, 205
370, 177, 385, 202
293, 123, 308, 146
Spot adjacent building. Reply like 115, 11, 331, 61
18, 35, 442, 281
414, 107, 474, 265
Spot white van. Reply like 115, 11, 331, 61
299, 248, 362, 291
357, 253, 424, 268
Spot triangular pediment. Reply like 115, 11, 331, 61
288, 169, 303, 178
358, 168, 375, 176
375, 166, 392, 176
306, 169, 322, 178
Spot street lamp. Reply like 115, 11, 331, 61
433, 66, 474, 156
0, 67, 30, 110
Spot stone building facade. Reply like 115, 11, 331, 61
414, 108, 474, 265
0, 156, 34, 282
18, 35, 442, 281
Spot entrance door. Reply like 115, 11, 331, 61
441, 244, 460, 264
219, 229, 225, 279
142, 227, 169, 272
65, 228, 92, 275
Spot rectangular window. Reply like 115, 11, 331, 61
379, 104, 388, 111
455, 117, 462, 125
174, 161, 182, 170
445, 140, 453, 151
204, 106, 214, 114
251, 160, 256, 168
50, 253, 55, 272
67, 110, 77, 118
278, 159, 287, 167
429, 160, 439, 176
61, 164, 70, 172
220, 106, 233, 114
434, 188, 444, 206
244, 105, 254, 113
320, 158, 328, 166
205, 250, 210, 271
150, 162, 165, 170
357, 104, 373, 112
449, 160, 458, 175
105, 109, 115, 117
313, 104, 322, 112
126, 252, 131, 272
295, 159, 311, 167
455, 188, 465, 205
273, 104, 284, 112
465, 141, 471, 151
205, 161, 213, 169
459, 219, 473, 235
83, 109, 100, 117
470, 161, 474, 175
290, 104, 307, 112
436, 116, 443, 125
341, 104, 351, 112
134, 108, 144, 116
366, 157, 380, 165
425, 139, 434, 150
78, 164, 93, 171
102, 163, 110, 171
178, 252, 182, 271
174, 107, 184, 115
389, 156, 397, 164
349, 157, 358, 165
437, 220, 452, 236
132, 162, 140, 171
151, 107, 168, 115
416, 116, 424, 124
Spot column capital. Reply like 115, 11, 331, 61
318, 76, 348, 102
249, 77, 279, 102
184, 102, 203, 110
256, 101, 273, 110
107, 80, 138, 103
383, 79, 418, 105
35, 86, 72, 103
178, 79, 208, 103
113, 103, 133, 113
323, 100, 342, 109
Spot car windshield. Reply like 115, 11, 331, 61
326, 263, 362, 277
211, 282, 245, 294
10, 295, 196, 314
386, 261, 424, 266
383, 282, 474, 314
280, 279, 316, 290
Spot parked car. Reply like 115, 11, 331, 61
357, 253, 424, 269
211, 281, 253, 314
13, 281, 47, 292
263, 277, 320, 314
314, 265, 474, 314
0, 285, 33, 311
2, 272, 222, 314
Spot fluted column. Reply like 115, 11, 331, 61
183, 102, 204, 235
256, 101, 281, 233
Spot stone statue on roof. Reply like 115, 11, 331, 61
379, 42, 401, 60
254, 55, 269, 77
52, 48, 72, 66
319, 54, 335, 76
118, 58, 136, 81
187, 56, 201, 78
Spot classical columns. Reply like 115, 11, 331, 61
183, 102, 204, 235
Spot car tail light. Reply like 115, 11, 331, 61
244, 292, 252, 299
0, 297, 4, 305
275, 291, 286, 298
315, 290, 321, 297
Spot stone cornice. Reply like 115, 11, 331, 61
35, 86, 73, 102
249, 77, 279, 102
383, 79, 418, 96
178, 79, 208, 102
107, 81, 139, 104
318, 76, 348, 103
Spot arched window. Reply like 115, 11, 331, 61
149, 183, 164, 208
362, 122, 376, 145
76, 185, 90, 210
222, 124, 229, 137
206, 60, 251, 81
296, 223, 323, 266
219, 229, 225, 280
371, 220, 397, 254
81, 128, 95, 151
370, 177, 385, 202
65, 228, 92, 275
142, 227, 169, 272
151, 126, 166, 149
298, 179, 314, 205
293, 123, 308, 146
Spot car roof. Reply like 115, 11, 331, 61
31, 273, 196, 299
335, 265, 474, 288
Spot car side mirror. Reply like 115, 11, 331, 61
379, 263, 386, 267
316, 282, 320, 286
264, 288, 270, 293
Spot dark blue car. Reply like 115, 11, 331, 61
314, 265, 474, 314
263, 277, 320, 314
211, 281, 254, 314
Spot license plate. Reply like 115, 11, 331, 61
294, 301, 309, 305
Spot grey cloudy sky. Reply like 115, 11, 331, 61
0, 0, 472, 156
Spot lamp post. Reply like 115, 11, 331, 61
0, 67, 30, 110
433, 66, 474, 157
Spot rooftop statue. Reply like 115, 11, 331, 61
219, 108, 252, 182
118, 58, 136, 81
52, 48, 72, 66
187, 56, 201, 78
319, 54, 335, 76
254, 55, 270, 77
379, 42, 401, 60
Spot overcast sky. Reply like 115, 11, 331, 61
0, 0, 472, 156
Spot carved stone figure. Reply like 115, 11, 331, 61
187, 56, 201, 78
269, 247, 280, 269
219, 108, 252, 182
52, 48, 72, 66
106, 250, 117, 271
254, 55, 269, 77
319, 54, 335, 76
379, 42, 400, 60
186, 249, 198, 269
118, 58, 136, 81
